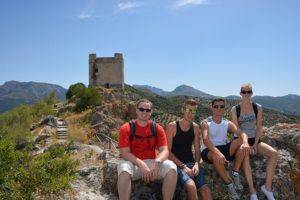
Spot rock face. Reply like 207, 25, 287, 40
34, 122, 299, 199
99, 123, 300, 200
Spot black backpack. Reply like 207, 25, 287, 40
128, 120, 157, 141
235, 102, 258, 119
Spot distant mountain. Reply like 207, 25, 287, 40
252, 94, 300, 116
133, 85, 170, 96
226, 94, 300, 116
133, 84, 214, 98
172, 85, 214, 98
0, 81, 67, 113
225, 95, 241, 100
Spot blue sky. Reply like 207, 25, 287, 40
0, 0, 299, 97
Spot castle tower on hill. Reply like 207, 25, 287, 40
89, 53, 124, 89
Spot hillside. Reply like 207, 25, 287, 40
134, 84, 300, 116
0, 81, 67, 113
133, 84, 214, 98
127, 85, 300, 127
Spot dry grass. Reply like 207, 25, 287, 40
65, 110, 93, 144
69, 148, 104, 169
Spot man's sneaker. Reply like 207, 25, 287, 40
261, 185, 275, 200
232, 171, 243, 191
227, 182, 240, 200
250, 192, 258, 200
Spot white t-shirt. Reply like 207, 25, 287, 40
201, 116, 229, 151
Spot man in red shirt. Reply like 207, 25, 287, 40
117, 99, 177, 200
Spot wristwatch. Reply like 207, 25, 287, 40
179, 163, 186, 169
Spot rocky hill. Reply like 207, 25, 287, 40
25, 85, 300, 199
0, 81, 67, 113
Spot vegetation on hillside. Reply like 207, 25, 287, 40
66, 83, 102, 111
0, 93, 78, 199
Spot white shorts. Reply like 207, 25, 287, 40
117, 159, 177, 181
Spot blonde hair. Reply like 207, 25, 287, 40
136, 99, 153, 108
241, 83, 253, 92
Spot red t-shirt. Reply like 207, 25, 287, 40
118, 120, 167, 160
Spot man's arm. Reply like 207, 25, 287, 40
192, 123, 200, 175
228, 121, 249, 156
228, 121, 248, 144
119, 124, 151, 182
201, 121, 227, 164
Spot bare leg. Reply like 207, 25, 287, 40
208, 152, 231, 183
243, 154, 256, 193
229, 138, 245, 172
118, 172, 131, 200
184, 180, 198, 200
162, 169, 177, 200
257, 142, 278, 190
199, 185, 212, 200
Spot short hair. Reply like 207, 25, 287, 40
211, 98, 225, 106
183, 99, 198, 108
136, 99, 153, 108
241, 83, 253, 92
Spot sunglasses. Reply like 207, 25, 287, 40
241, 90, 253, 94
184, 108, 197, 114
213, 105, 225, 109
138, 108, 151, 112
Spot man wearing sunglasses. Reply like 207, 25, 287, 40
201, 98, 251, 200
117, 99, 177, 200
167, 99, 212, 200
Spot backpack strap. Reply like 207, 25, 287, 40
129, 120, 157, 141
129, 120, 136, 141
236, 105, 241, 119
252, 102, 258, 119
236, 103, 258, 119
150, 121, 157, 138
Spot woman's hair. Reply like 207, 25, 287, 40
136, 99, 153, 108
240, 83, 253, 92
183, 99, 198, 108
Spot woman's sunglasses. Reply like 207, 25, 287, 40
241, 90, 253, 94
138, 108, 151, 112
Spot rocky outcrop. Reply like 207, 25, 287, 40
99, 123, 300, 199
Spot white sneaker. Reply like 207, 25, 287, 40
261, 185, 275, 200
232, 172, 243, 191
250, 192, 258, 200
227, 183, 240, 200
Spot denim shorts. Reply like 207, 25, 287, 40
177, 162, 206, 190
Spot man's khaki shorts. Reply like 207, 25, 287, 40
117, 159, 177, 180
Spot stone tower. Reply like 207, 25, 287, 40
89, 53, 124, 88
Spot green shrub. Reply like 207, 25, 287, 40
74, 86, 102, 111
66, 83, 86, 100
0, 142, 78, 199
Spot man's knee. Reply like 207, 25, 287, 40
117, 160, 134, 177
270, 149, 278, 160
200, 185, 211, 194
185, 180, 197, 192
160, 160, 177, 181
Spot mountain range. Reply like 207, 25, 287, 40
0, 81, 67, 113
0, 81, 299, 116
133, 84, 300, 116
133, 84, 214, 98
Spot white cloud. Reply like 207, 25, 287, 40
173, 0, 208, 9
118, 2, 140, 11
77, 0, 98, 20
